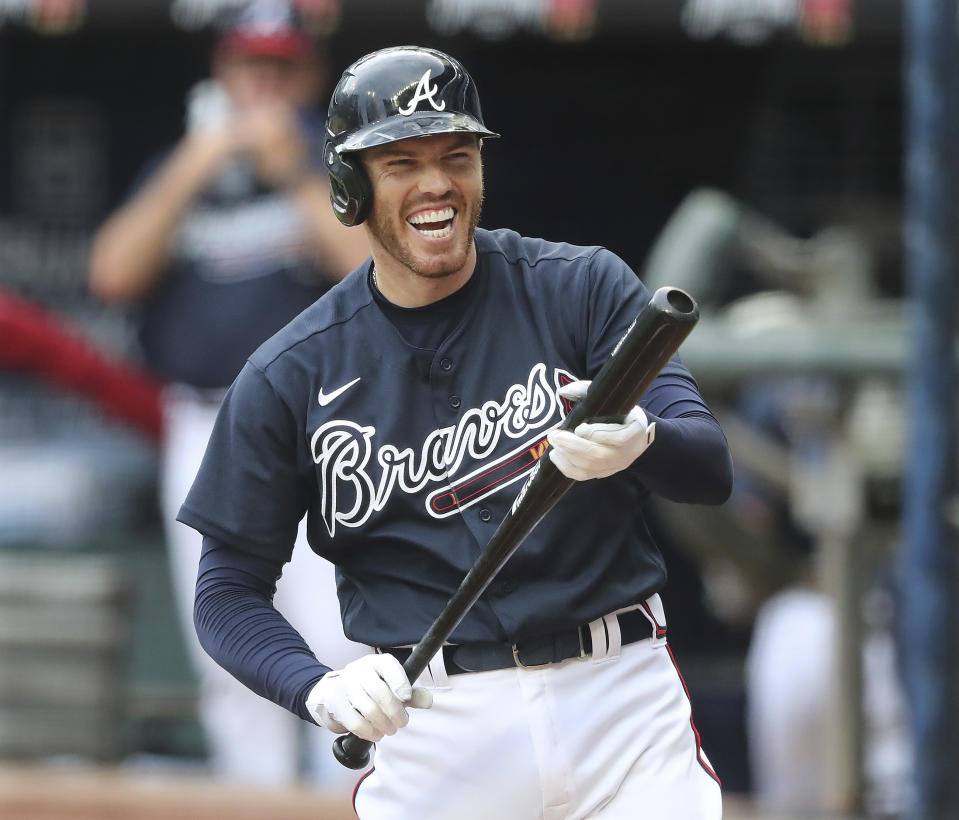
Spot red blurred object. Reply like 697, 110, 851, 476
547, 0, 598, 40
800, 0, 853, 45
215, 0, 341, 61
0, 288, 164, 443
26, 0, 86, 34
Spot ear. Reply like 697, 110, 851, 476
326, 146, 373, 226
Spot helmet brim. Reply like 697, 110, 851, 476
339, 112, 499, 153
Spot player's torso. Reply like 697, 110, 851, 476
258, 229, 666, 643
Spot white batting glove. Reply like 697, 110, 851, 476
547, 379, 656, 481
305, 653, 433, 742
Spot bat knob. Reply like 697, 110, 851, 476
333, 733, 372, 769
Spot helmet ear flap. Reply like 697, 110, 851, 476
325, 144, 372, 227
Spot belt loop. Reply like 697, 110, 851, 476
603, 613, 622, 659
588, 617, 608, 662
637, 594, 668, 639
426, 646, 451, 691
646, 593, 667, 632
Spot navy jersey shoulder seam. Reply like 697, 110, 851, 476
251, 294, 377, 375
477, 241, 606, 270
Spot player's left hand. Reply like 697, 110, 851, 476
305, 654, 433, 742
546, 379, 656, 481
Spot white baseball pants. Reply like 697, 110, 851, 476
354, 599, 722, 819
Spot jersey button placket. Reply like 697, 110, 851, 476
478, 507, 492, 522
433, 355, 459, 412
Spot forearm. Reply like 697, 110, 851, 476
88, 134, 233, 303
633, 372, 733, 504
633, 413, 733, 504
193, 536, 331, 722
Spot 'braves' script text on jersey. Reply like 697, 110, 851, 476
312, 362, 573, 534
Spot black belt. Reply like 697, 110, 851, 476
380, 608, 656, 675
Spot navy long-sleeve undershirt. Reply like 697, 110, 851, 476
193, 540, 330, 723
193, 373, 732, 722
632, 374, 733, 505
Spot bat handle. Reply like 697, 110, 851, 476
581, 414, 628, 425
332, 732, 373, 769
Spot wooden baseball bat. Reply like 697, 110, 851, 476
333, 286, 699, 769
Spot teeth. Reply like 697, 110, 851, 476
417, 224, 453, 238
408, 207, 454, 225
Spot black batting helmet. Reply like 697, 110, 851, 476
324, 45, 499, 226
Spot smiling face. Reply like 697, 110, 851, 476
359, 132, 484, 301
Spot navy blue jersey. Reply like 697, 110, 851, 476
179, 227, 728, 647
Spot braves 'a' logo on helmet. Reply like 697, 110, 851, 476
397, 70, 447, 115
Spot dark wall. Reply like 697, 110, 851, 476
1, 25, 903, 291
468, 37, 903, 291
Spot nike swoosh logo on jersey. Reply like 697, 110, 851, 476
318, 377, 361, 406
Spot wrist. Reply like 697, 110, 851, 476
181, 130, 236, 170
305, 673, 346, 733
297, 666, 333, 723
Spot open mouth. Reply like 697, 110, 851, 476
407, 206, 455, 239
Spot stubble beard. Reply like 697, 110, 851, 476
370, 191, 484, 281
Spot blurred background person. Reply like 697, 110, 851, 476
86, 0, 370, 787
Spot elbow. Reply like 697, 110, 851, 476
688, 434, 734, 505
87, 231, 156, 304
663, 441, 734, 506
192, 580, 218, 659
689, 419, 734, 505
639, 456, 732, 506
641, 416, 734, 505
192, 585, 208, 652
87, 251, 136, 304
702, 450, 734, 505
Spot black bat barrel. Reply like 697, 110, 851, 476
333, 286, 699, 769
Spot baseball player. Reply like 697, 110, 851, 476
180, 46, 733, 818
87, 0, 369, 784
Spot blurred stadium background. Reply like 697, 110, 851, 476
1, 0, 956, 818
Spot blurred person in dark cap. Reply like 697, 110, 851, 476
87, 0, 370, 787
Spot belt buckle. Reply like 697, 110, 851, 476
511, 643, 552, 670
511, 626, 589, 669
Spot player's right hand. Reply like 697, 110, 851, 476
305, 654, 433, 742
